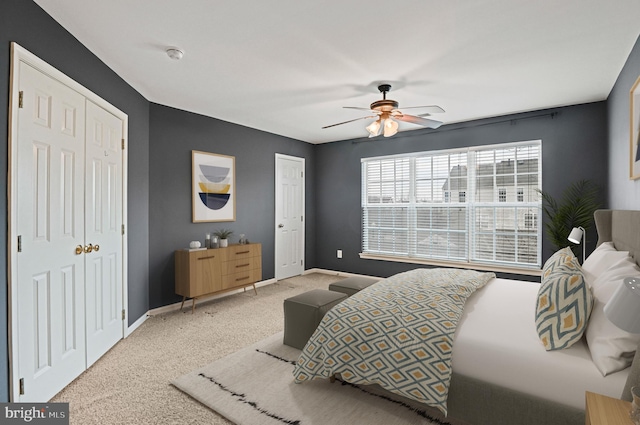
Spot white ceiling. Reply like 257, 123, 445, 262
34, 0, 640, 144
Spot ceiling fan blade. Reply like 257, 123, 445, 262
322, 116, 376, 129
343, 106, 379, 112
398, 105, 445, 114
395, 114, 443, 129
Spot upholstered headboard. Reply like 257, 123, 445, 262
594, 209, 640, 266
594, 210, 640, 401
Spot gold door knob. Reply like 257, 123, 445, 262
75, 245, 83, 255
84, 244, 93, 253
94, 244, 100, 252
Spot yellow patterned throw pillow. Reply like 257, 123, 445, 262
535, 247, 593, 350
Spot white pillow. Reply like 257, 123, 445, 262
585, 256, 640, 376
581, 242, 630, 286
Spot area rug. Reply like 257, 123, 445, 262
171, 332, 452, 425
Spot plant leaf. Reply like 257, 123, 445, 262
537, 179, 602, 255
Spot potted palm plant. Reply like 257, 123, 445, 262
536, 179, 601, 257
213, 229, 233, 248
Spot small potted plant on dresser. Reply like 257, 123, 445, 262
213, 229, 233, 248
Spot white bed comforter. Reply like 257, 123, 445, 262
453, 277, 629, 410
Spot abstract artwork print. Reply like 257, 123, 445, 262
192, 151, 236, 222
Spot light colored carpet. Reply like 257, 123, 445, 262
51, 273, 347, 424
172, 331, 453, 425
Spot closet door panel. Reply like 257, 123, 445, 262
15, 62, 86, 401
84, 100, 123, 367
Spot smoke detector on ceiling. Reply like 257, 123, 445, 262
166, 47, 184, 60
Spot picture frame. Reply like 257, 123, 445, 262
630, 75, 640, 179
192, 150, 236, 222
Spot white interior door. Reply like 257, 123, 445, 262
9, 44, 128, 402
275, 154, 305, 280
15, 62, 87, 402
84, 100, 123, 367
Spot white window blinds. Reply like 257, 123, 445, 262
362, 141, 542, 269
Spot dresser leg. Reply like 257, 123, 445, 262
191, 297, 197, 314
253, 284, 258, 296
180, 296, 186, 312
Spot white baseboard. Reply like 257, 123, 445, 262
131, 270, 381, 330
126, 313, 148, 337
304, 268, 383, 279
146, 278, 277, 317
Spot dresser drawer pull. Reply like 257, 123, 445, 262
235, 250, 251, 255
236, 276, 250, 282
197, 256, 216, 260
236, 263, 250, 268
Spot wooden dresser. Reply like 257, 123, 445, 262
175, 243, 262, 312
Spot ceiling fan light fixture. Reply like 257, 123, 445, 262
322, 83, 445, 137
383, 118, 398, 137
366, 119, 381, 137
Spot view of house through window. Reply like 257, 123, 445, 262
361, 140, 542, 269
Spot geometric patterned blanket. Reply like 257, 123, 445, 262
293, 268, 495, 415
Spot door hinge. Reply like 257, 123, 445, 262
122, 224, 125, 235
18, 91, 23, 109
301, 260, 303, 266
301, 171, 304, 178
301, 215, 303, 222
19, 378, 24, 395
17, 235, 22, 252
121, 310, 125, 320
121, 139, 125, 150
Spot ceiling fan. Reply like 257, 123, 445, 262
322, 84, 445, 138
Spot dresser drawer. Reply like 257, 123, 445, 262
220, 244, 261, 261
222, 258, 260, 275
221, 267, 262, 290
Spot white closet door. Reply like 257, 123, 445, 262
84, 100, 124, 367
16, 62, 87, 401
12, 48, 127, 401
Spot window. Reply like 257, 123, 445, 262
525, 213, 537, 229
362, 141, 542, 269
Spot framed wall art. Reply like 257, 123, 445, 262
630, 75, 640, 179
192, 150, 236, 222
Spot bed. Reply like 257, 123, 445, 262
294, 209, 640, 425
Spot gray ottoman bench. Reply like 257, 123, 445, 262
328, 276, 379, 297
283, 289, 347, 350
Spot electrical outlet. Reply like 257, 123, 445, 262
337, 250, 343, 259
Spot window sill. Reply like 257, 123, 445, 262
359, 253, 542, 277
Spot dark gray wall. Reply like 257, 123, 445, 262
607, 35, 640, 209
314, 103, 608, 279
0, 0, 151, 400
148, 104, 315, 308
